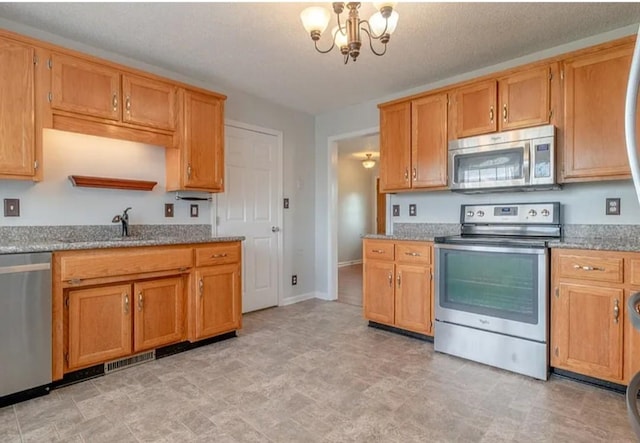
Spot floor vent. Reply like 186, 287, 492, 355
104, 350, 155, 374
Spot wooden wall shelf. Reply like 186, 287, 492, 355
68, 175, 157, 191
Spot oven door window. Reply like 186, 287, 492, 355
439, 248, 538, 324
453, 147, 525, 184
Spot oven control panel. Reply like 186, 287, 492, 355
461, 202, 560, 224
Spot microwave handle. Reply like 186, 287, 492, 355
523, 142, 531, 183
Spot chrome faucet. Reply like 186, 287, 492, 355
112, 207, 132, 237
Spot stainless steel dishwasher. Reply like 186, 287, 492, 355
0, 252, 52, 405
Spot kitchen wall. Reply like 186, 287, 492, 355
337, 153, 377, 264
314, 24, 640, 297
0, 18, 316, 303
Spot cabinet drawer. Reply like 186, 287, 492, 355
364, 240, 394, 261
628, 258, 640, 286
556, 252, 623, 283
395, 242, 432, 265
59, 247, 193, 281
195, 242, 241, 267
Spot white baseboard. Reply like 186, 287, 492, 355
314, 291, 335, 301
280, 292, 316, 306
338, 259, 362, 268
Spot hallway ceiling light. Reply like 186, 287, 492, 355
362, 153, 376, 169
300, 2, 399, 64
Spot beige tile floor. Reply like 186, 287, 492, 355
0, 299, 636, 442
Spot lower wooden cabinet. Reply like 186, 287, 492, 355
133, 277, 184, 352
67, 284, 132, 370
363, 239, 433, 336
551, 283, 623, 381
551, 248, 640, 384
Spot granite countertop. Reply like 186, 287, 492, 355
0, 225, 244, 254
548, 237, 640, 252
363, 233, 440, 242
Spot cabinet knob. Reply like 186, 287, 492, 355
112, 93, 118, 111
187, 164, 192, 178
138, 292, 143, 311
404, 168, 409, 181
125, 96, 131, 113
388, 271, 392, 287
124, 293, 129, 314
412, 168, 417, 180
613, 299, 620, 324
503, 104, 508, 122
489, 106, 494, 123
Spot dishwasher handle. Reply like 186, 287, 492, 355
0, 263, 51, 275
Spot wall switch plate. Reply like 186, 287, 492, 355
4, 198, 20, 217
409, 204, 417, 216
606, 198, 621, 215
392, 205, 400, 217
284, 198, 290, 209
190, 204, 199, 218
292, 275, 297, 285
164, 203, 174, 218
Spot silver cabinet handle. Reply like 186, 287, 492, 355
404, 168, 409, 181
489, 106, 494, 123
271, 226, 280, 233
503, 104, 508, 122
211, 253, 228, 258
124, 293, 129, 314
187, 164, 192, 178
412, 168, 417, 180
112, 93, 118, 111
404, 252, 421, 257
125, 95, 131, 113
372, 249, 385, 254
614, 299, 620, 324
138, 292, 143, 311
397, 273, 401, 288
573, 264, 605, 271
199, 278, 204, 297
388, 271, 392, 287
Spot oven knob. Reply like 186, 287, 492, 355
528, 209, 537, 217
541, 209, 550, 217
476, 210, 485, 217
466, 211, 474, 217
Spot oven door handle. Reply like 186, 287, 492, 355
434, 243, 546, 255
523, 141, 531, 184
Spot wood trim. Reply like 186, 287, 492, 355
52, 113, 173, 147
68, 175, 157, 191
378, 35, 636, 109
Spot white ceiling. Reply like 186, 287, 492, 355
1, 3, 639, 115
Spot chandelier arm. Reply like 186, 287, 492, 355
361, 27, 388, 57
314, 39, 337, 54
336, 9, 347, 37
360, 17, 388, 40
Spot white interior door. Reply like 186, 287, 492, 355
216, 124, 281, 313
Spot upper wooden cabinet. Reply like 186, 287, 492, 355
561, 42, 638, 182
51, 53, 177, 131
166, 89, 225, 192
379, 93, 447, 192
450, 66, 551, 139
0, 36, 42, 180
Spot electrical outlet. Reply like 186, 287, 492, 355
4, 198, 20, 217
164, 203, 174, 218
392, 205, 400, 217
606, 198, 621, 215
292, 275, 297, 285
409, 204, 417, 216
284, 198, 290, 209
190, 204, 199, 217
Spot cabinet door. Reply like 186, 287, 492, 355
0, 38, 35, 177
395, 264, 432, 335
51, 53, 121, 121
363, 261, 395, 325
195, 264, 241, 339
122, 74, 177, 130
182, 90, 224, 191
411, 94, 448, 188
379, 101, 411, 191
67, 284, 132, 370
562, 44, 638, 181
551, 283, 623, 381
453, 79, 497, 138
498, 66, 550, 131
133, 277, 184, 352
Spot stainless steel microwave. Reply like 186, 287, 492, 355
448, 125, 556, 193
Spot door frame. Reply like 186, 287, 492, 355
327, 126, 388, 301
215, 119, 284, 308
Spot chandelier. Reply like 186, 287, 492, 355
362, 153, 376, 169
300, 2, 399, 64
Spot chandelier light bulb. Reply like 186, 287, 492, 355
332, 25, 348, 50
369, 10, 399, 37
300, 6, 331, 35
362, 153, 376, 169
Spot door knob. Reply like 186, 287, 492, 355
271, 226, 280, 233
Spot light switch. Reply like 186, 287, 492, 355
392, 205, 400, 217
164, 203, 174, 218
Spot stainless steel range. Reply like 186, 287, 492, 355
434, 202, 561, 380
